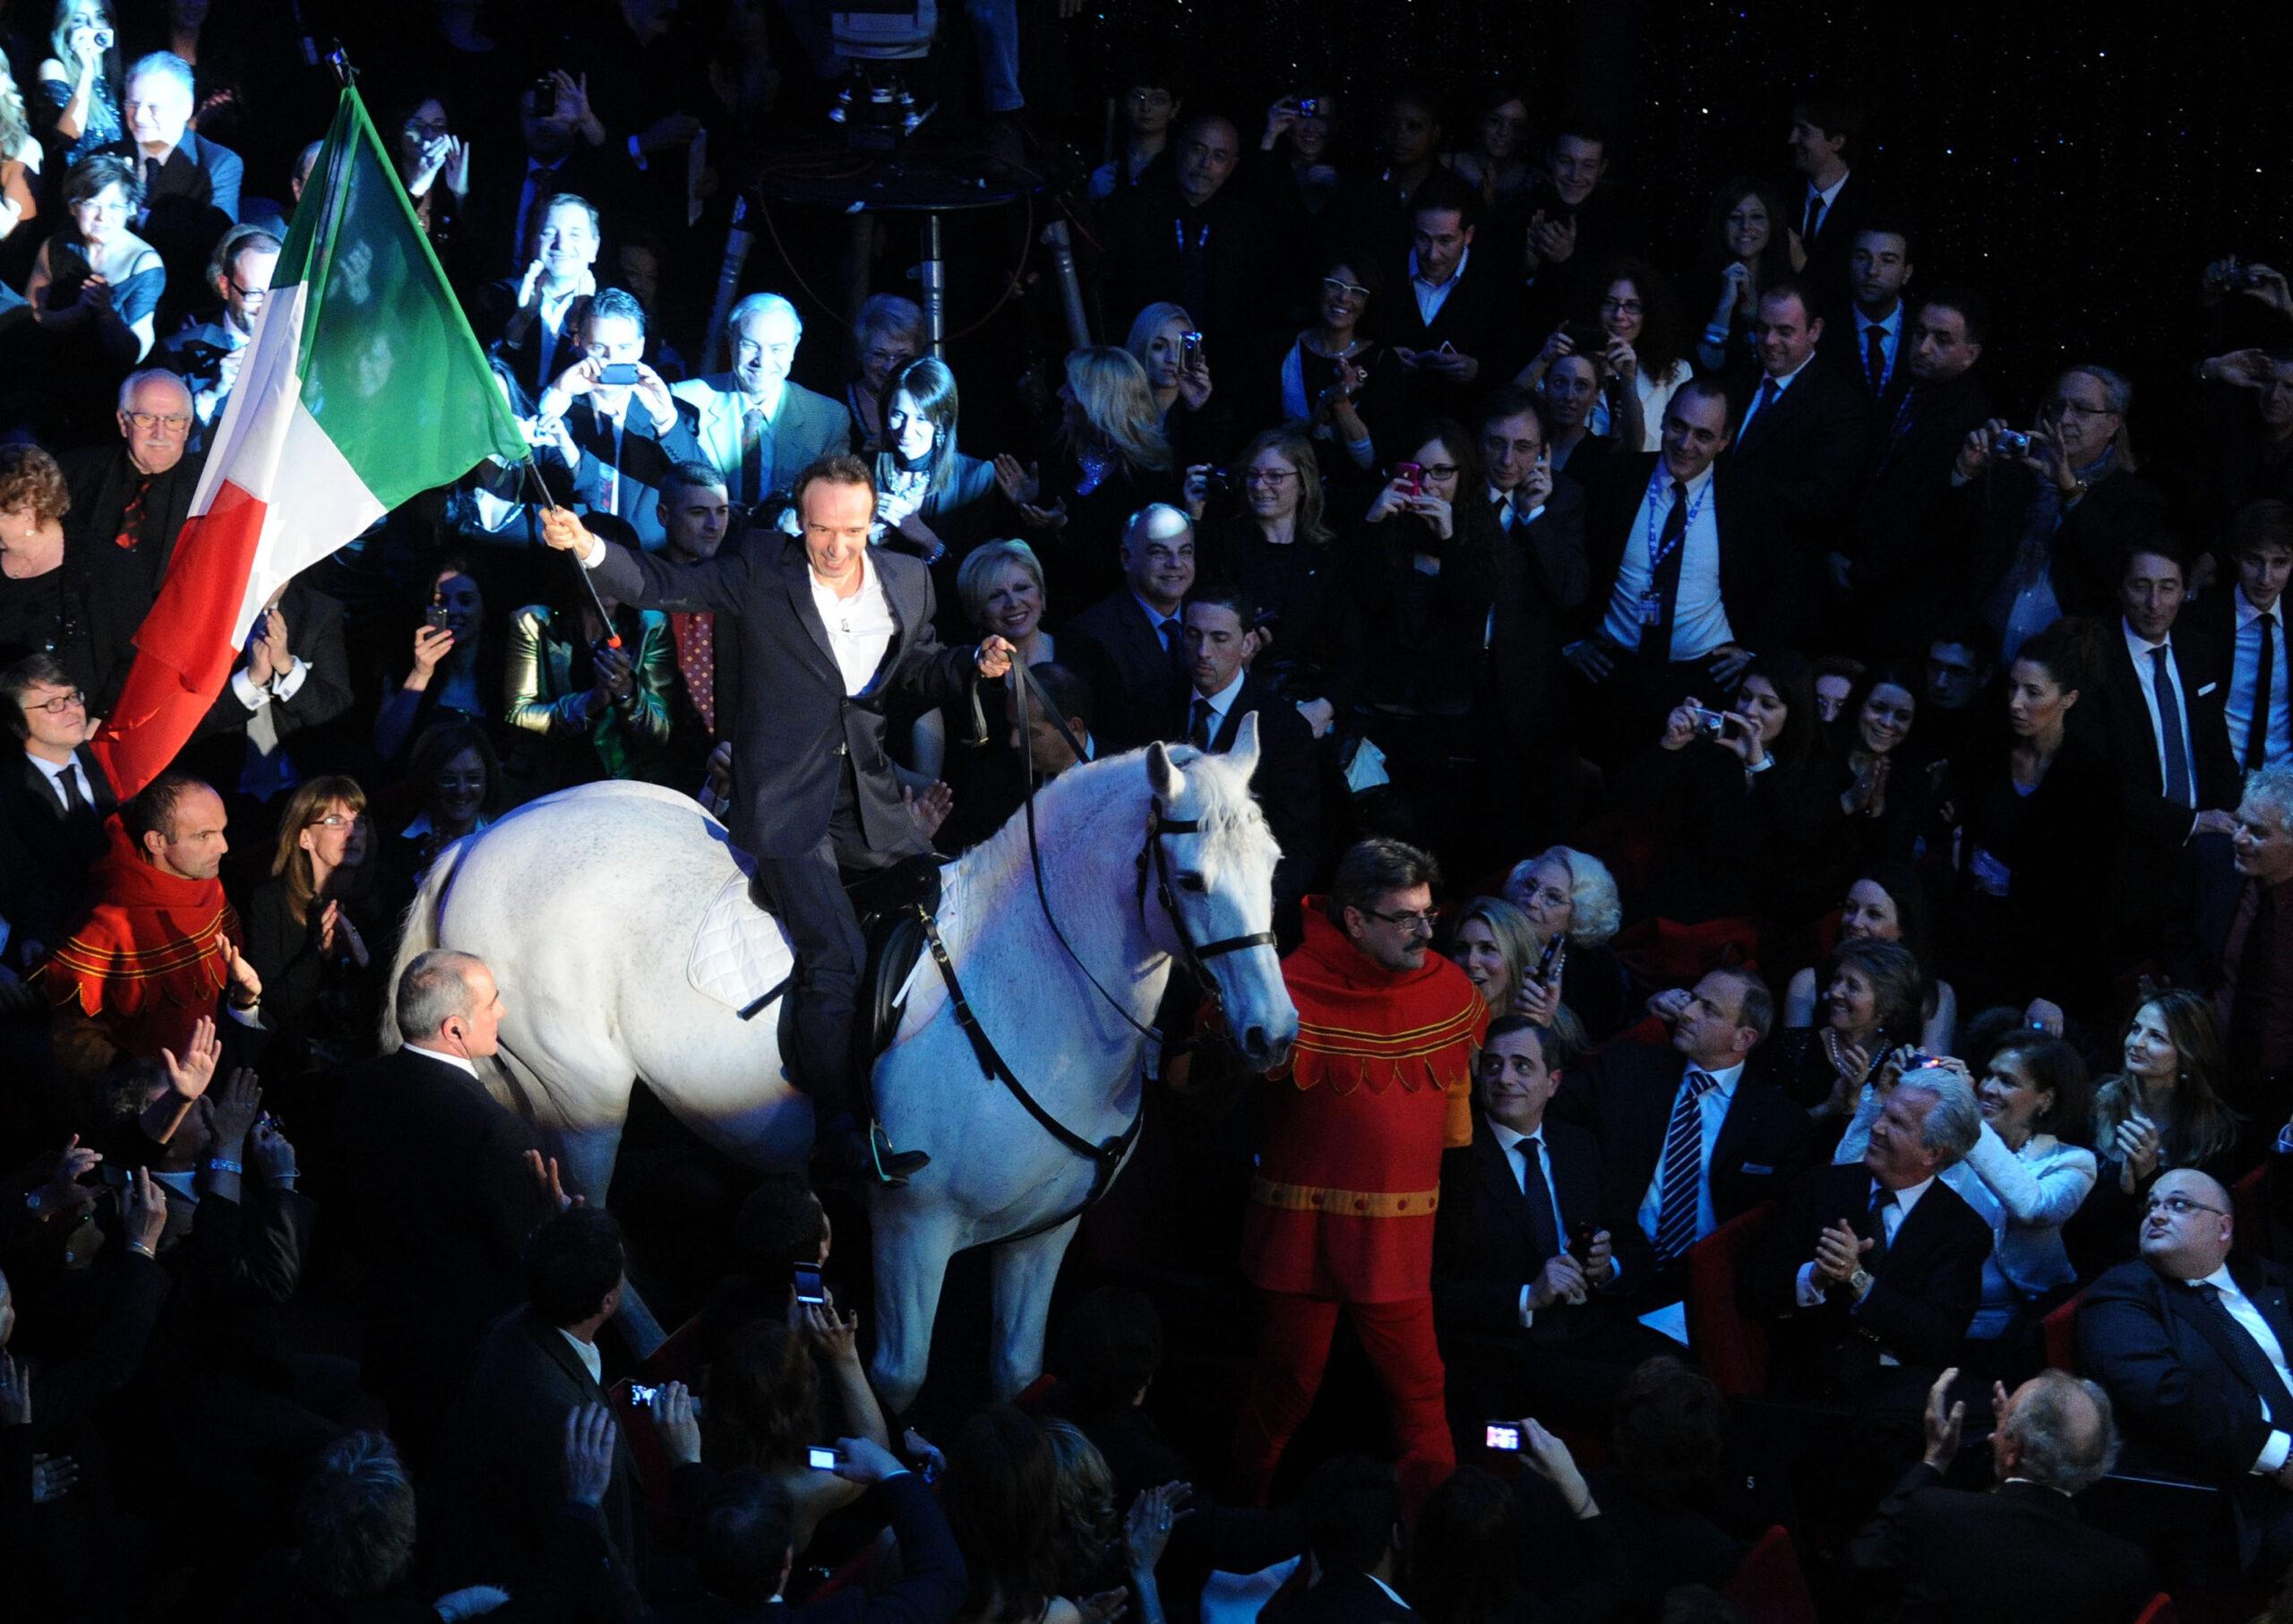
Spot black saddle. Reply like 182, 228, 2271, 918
757, 852, 945, 1099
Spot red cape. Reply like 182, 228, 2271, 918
37, 818, 240, 1059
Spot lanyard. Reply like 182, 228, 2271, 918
1174, 219, 1208, 253
1645, 468, 1711, 571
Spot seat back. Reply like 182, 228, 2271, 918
1722, 1524, 1818, 1624
2133, 1594, 2177, 1624
2234, 1164, 2268, 1255
2043, 1283, 2092, 1372
1688, 1200, 1777, 1396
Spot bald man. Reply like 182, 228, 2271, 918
1108, 111, 1268, 348
1061, 503, 1198, 753
1849, 1366, 2149, 1621
2083, 1166, 2293, 1580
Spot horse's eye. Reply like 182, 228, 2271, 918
1178, 873, 1209, 894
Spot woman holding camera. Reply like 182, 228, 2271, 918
389, 91, 469, 251
1262, 255, 1399, 479
34, 0, 122, 168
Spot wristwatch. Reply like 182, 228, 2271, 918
1848, 1267, 1874, 1298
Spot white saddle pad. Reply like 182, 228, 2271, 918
687, 873, 798, 1013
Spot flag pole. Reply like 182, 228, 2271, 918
516, 453, 623, 649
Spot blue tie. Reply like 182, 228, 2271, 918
1653, 1069, 1720, 1263
2152, 645, 2194, 807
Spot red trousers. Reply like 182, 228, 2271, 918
1232, 1289, 1455, 1511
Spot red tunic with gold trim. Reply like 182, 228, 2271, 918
34, 820, 242, 1061
1241, 900, 1487, 1302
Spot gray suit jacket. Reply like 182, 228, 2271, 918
670, 375, 853, 501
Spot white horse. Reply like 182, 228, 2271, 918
386, 723, 1297, 1410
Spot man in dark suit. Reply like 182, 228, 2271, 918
1565, 377, 1764, 765
459, 79, 623, 288
662, 1439, 967, 1624
59, 369, 207, 605
1788, 89, 1885, 305
2193, 500, 2293, 775
1064, 503, 1196, 755
537, 288, 703, 553
542, 460, 1012, 1182
1818, 224, 1918, 415
1850, 1366, 2151, 1624
1383, 180, 1524, 425
1479, 389, 1590, 838
182, 579, 352, 804
2082, 1167, 2293, 1581
1436, 1018, 1668, 1428
2197, 769, 2293, 1119
153, 223, 280, 450
1841, 289, 1997, 657
473, 193, 604, 402
656, 461, 743, 786
1105, 113, 1267, 352
338, 949, 554, 1462
2079, 543, 2238, 969
424, 1208, 648, 1615
1744, 1066, 1991, 1466
1575, 967, 1816, 1310
1263, 1456, 1414, 1624
1172, 581, 1318, 927
0, 654, 115, 973
1725, 282, 1873, 649
109, 53, 241, 328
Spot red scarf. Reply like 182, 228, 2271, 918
1275, 901, 1485, 1102
37, 819, 240, 1059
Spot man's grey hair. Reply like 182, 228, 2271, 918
394, 949, 487, 1042
2004, 1371, 2120, 1495
125, 51, 196, 99
2058, 361, 2134, 417
1121, 503, 1191, 553
1896, 1067, 1983, 1161
2245, 765, 2293, 832
118, 368, 193, 414
729, 291, 801, 338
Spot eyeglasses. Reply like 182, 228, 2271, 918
403, 119, 451, 140
1321, 277, 1372, 299
1241, 468, 1296, 486
1600, 297, 1645, 316
1361, 904, 1443, 931
307, 812, 362, 830
2144, 1194, 2230, 1218
124, 410, 193, 434
2045, 399, 2117, 419
21, 689, 85, 715
1395, 462, 1460, 481
226, 277, 268, 301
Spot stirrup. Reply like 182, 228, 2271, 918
870, 1120, 931, 1186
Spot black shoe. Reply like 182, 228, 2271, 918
812, 1117, 929, 1187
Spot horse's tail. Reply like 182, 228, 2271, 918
378, 836, 475, 1054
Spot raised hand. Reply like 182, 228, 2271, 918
125, 1166, 168, 1254
651, 1380, 702, 1466
523, 1150, 582, 1212
224, 942, 263, 1010
161, 1014, 221, 1100
1920, 1366, 1966, 1468
539, 505, 600, 561
563, 1403, 618, 1507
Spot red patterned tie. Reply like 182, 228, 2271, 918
114, 476, 151, 551
674, 611, 717, 735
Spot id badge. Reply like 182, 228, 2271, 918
1637, 588, 1664, 627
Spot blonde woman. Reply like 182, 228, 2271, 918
993, 346, 1177, 609
0, 56, 41, 253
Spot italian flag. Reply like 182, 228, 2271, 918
92, 86, 527, 800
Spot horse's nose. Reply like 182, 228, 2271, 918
1242, 1025, 1295, 1071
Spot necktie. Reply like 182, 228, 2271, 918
115, 476, 152, 551
1801, 189, 1825, 245
141, 156, 161, 225
1642, 480, 1689, 664
1515, 1137, 1562, 1265
2251, 614, 2278, 771
1746, 377, 1780, 440
1188, 697, 1215, 750
2194, 1283, 2293, 1423
1159, 616, 1185, 665
740, 406, 766, 507
1865, 1185, 1896, 1268
2152, 645, 2194, 807
674, 611, 717, 735
599, 413, 624, 518
56, 760, 90, 818
1494, 493, 1515, 531
1653, 1069, 1720, 1263
1863, 324, 1887, 395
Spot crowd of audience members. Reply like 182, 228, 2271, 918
9, 4, 2293, 1621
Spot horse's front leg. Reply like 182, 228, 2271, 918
987, 1215, 1081, 1403
868, 1198, 961, 1416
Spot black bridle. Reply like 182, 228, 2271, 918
910, 661, 1275, 1242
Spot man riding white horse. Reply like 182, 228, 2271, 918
539, 460, 1014, 1184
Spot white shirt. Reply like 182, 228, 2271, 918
1408, 245, 1471, 326
1853, 304, 1903, 392
1485, 481, 1547, 532
404, 1042, 481, 1081
1636, 1059, 1747, 1248
2231, 588, 2292, 769
558, 1328, 605, 1388
2122, 619, 2201, 811
1133, 593, 1185, 657
1795, 1174, 1937, 1316
1801, 171, 1850, 238
810, 551, 898, 696
2192, 1265, 2293, 1474
537, 282, 584, 385
1188, 666, 1247, 745
1491, 1119, 1570, 1328
27, 748, 99, 814
1734, 353, 1814, 439
1602, 464, 1732, 659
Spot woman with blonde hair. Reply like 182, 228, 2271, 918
2073, 989, 2243, 1270
993, 346, 1178, 609
1123, 299, 1221, 459
34, 0, 122, 167
0, 54, 41, 274
1500, 846, 1634, 1041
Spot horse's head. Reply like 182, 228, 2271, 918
1145, 715, 1299, 1072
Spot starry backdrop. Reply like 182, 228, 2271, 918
1038, 0, 2293, 417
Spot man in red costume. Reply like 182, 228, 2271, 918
1234, 837, 1487, 1508
36, 769, 263, 1079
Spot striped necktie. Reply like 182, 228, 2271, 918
1653, 1069, 1721, 1263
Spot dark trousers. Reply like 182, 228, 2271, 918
747, 763, 899, 1122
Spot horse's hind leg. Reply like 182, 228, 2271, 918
869, 1201, 961, 1416
987, 1216, 1080, 1403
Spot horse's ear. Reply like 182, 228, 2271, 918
1146, 740, 1187, 804
1229, 710, 1262, 780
